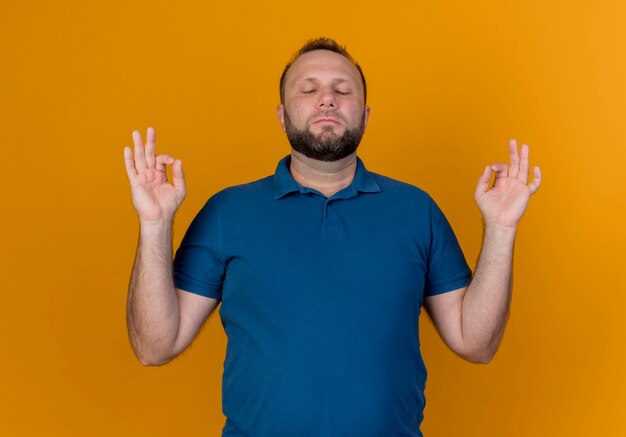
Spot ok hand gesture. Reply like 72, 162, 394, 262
123, 127, 187, 223
475, 139, 542, 229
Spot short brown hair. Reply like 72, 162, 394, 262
279, 37, 367, 104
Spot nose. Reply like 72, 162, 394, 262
316, 87, 336, 109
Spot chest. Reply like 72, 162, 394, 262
217, 199, 430, 334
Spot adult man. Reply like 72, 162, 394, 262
124, 38, 541, 436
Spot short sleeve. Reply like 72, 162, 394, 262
424, 196, 472, 296
173, 196, 225, 301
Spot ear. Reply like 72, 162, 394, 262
363, 105, 371, 129
277, 104, 286, 132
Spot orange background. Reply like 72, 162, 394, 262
1, 1, 625, 436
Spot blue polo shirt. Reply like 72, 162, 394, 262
173, 155, 472, 437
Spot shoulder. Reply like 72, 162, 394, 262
369, 171, 433, 205
191, 176, 274, 231
208, 175, 274, 207
356, 170, 441, 231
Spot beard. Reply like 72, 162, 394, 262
283, 109, 366, 162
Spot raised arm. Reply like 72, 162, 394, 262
424, 139, 542, 363
124, 127, 218, 366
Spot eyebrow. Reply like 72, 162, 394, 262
301, 77, 350, 85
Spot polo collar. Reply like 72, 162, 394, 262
272, 154, 381, 200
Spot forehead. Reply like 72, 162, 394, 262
285, 50, 361, 86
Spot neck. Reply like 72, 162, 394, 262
289, 149, 358, 198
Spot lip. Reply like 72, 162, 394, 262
313, 118, 340, 124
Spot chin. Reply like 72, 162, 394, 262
312, 127, 343, 138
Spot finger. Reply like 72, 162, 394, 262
528, 166, 542, 194
172, 159, 187, 195
145, 126, 156, 168
519, 143, 530, 184
132, 130, 148, 171
155, 154, 175, 173
508, 139, 520, 178
490, 162, 509, 179
475, 165, 492, 197
123, 146, 137, 181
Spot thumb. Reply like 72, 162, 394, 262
475, 165, 492, 198
172, 159, 187, 195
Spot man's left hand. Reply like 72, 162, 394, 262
475, 139, 542, 229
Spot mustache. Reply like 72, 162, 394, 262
309, 111, 346, 123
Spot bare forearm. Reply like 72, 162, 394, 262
127, 219, 180, 365
461, 224, 517, 362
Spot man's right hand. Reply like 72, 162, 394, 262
123, 127, 187, 222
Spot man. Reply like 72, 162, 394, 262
123, 38, 541, 436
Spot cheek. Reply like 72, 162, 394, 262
348, 103, 363, 123
287, 102, 309, 120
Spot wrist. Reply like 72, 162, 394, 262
483, 221, 518, 233
139, 217, 173, 235
482, 221, 518, 245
